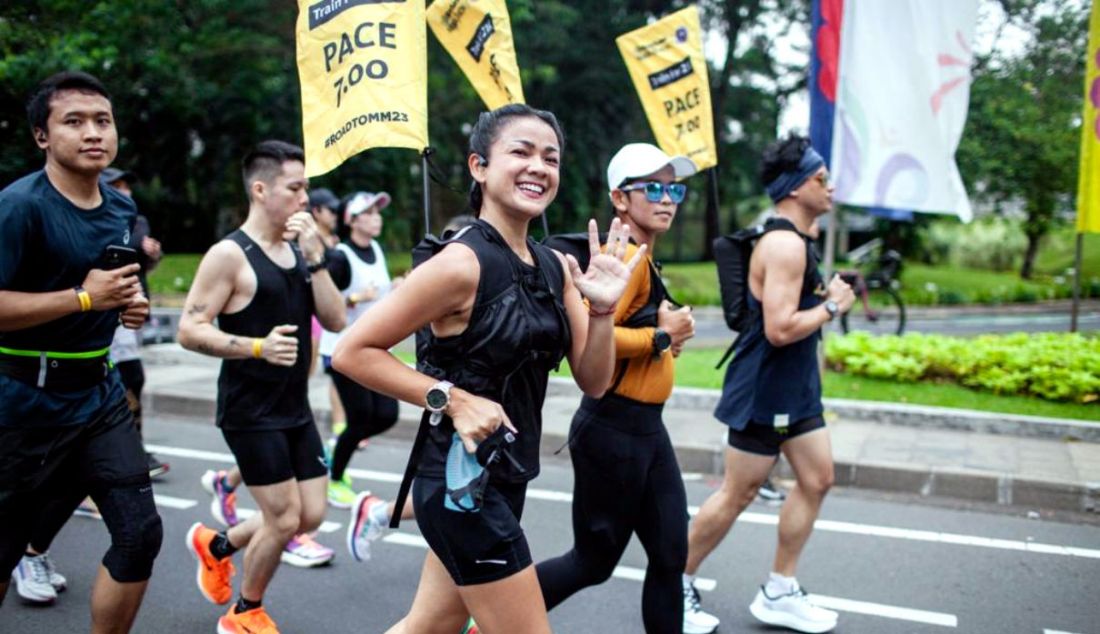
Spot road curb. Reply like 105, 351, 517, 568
145, 389, 1097, 514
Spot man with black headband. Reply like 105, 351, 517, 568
681, 134, 853, 634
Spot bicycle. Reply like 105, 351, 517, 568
837, 247, 907, 336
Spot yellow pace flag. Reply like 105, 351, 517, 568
1078, 1, 1100, 234
426, 0, 525, 110
296, 0, 429, 177
616, 5, 717, 171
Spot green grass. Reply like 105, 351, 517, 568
554, 347, 1098, 421
147, 254, 202, 300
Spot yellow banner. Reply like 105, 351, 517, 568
1078, 1, 1100, 234
296, 0, 428, 177
426, 0, 525, 110
616, 6, 717, 171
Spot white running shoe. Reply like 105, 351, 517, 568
39, 551, 66, 592
749, 586, 838, 633
12, 554, 58, 604
281, 533, 335, 568
347, 492, 386, 562
683, 582, 720, 633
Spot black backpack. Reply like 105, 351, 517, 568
711, 217, 809, 368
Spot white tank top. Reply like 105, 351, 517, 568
319, 240, 392, 356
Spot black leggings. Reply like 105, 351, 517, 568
329, 370, 399, 481
536, 395, 688, 634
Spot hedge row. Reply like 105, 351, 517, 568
825, 332, 1100, 404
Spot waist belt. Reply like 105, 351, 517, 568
0, 346, 112, 391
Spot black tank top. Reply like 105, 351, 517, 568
215, 230, 315, 430
417, 220, 571, 483
713, 217, 825, 430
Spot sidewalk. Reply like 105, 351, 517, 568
141, 344, 1099, 515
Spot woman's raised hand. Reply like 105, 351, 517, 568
565, 218, 645, 313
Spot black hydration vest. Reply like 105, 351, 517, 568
215, 230, 315, 431
415, 219, 571, 484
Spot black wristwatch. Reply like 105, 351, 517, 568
824, 300, 840, 321
652, 328, 672, 358
306, 254, 328, 274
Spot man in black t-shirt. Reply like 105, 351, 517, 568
0, 71, 160, 633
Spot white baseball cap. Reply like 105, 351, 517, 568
606, 143, 697, 193
344, 191, 392, 224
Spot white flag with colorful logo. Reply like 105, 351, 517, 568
830, 0, 979, 221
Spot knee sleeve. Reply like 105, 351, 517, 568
98, 484, 163, 583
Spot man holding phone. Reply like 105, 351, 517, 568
0, 71, 160, 633
682, 135, 854, 634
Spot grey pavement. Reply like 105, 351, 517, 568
141, 343, 1100, 515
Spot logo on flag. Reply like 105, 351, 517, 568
296, 0, 428, 177
616, 6, 717, 171
427, 0, 525, 110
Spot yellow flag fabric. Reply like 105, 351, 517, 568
616, 6, 717, 171
296, 0, 428, 177
1078, 1, 1100, 234
426, 0, 525, 110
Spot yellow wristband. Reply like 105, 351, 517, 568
252, 338, 263, 359
75, 286, 92, 312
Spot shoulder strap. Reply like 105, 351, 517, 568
390, 410, 433, 529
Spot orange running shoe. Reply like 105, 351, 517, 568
217, 605, 280, 634
186, 522, 235, 605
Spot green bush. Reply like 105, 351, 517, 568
915, 217, 1026, 271
826, 332, 1100, 404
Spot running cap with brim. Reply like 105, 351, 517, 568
344, 191, 392, 225
606, 143, 697, 193
100, 167, 134, 185
308, 187, 341, 211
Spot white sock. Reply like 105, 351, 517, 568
765, 572, 798, 597
682, 573, 696, 590
369, 500, 390, 525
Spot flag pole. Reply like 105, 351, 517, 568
1071, 232, 1084, 332
422, 149, 432, 237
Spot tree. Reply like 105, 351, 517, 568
956, 0, 1088, 278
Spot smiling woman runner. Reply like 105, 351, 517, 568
332, 104, 644, 634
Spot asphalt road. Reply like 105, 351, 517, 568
3, 414, 1098, 634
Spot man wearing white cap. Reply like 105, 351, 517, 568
536, 143, 717, 634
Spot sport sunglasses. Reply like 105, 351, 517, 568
619, 181, 688, 204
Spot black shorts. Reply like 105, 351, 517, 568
222, 423, 328, 486
413, 476, 531, 586
0, 397, 151, 573
726, 415, 826, 456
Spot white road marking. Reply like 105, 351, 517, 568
813, 594, 957, 627
153, 494, 197, 510
145, 443, 1100, 560
1043, 630, 1082, 634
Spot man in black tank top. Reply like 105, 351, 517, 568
177, 140, 346, 634
684, 135, 855, 634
